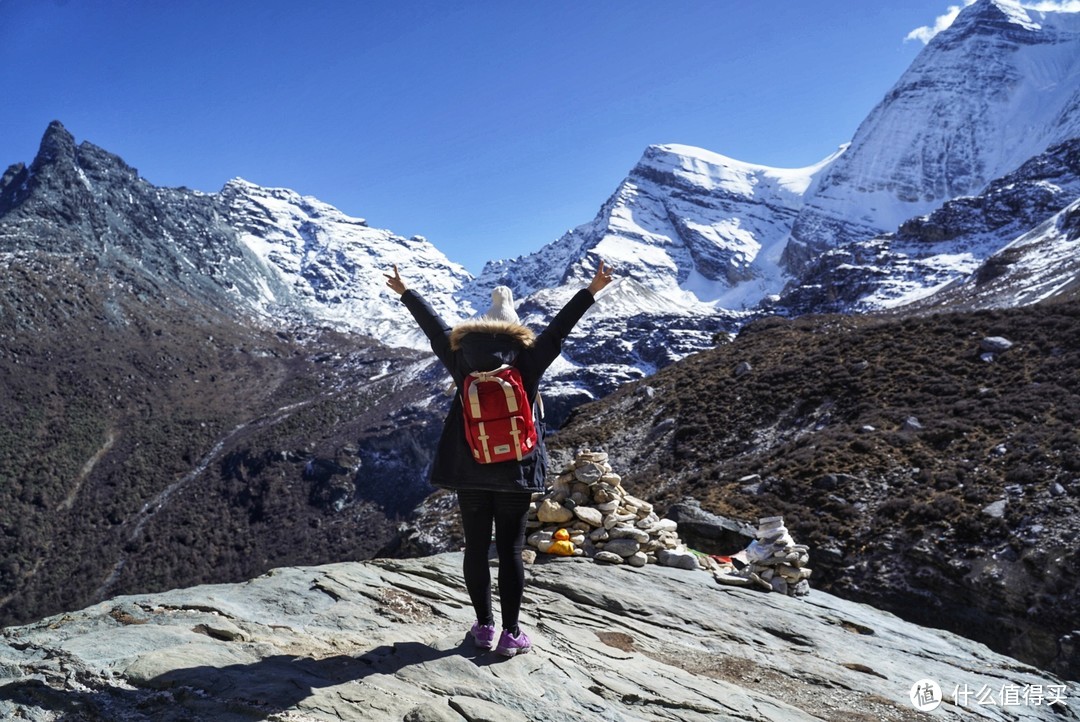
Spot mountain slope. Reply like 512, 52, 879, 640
220, 178, 475, 348
0, 245, 451, 628
932, 196, 1080, 308
548, 295, 1080, 680
0, 124, 456, 629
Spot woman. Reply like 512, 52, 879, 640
384, 260, 614, 656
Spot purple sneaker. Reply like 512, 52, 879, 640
470, 622, 496, 650
495, 628, 532, 657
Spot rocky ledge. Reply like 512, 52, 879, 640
1, 553, 1076, 721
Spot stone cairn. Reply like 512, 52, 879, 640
713, 515, 812, 596
523, 450, 701, 571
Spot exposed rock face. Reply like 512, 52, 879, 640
0, 121, 474, 348
0, 121, 297, 315
925, 196, 1080, 310
2, 553, 1075, 721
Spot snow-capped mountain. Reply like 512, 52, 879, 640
785, 0, 1080, 272
460, 144, 839, 411
779, 137, 1080, 314
220, 179, 474, 348
470, 143, 840, 313
0, 122, 477, 352
470, 0, 1080, 330
3, 0, 1079, 421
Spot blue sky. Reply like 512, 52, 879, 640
1, 0, 966, 273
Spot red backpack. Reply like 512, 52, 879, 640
461, 364, 538, 464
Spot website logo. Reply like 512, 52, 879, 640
910, 679, 942, 712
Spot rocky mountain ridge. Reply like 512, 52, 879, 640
468, 142, 835, 310
477, 0, 1080, 321
0, 123, 296, 317
779, 137, 1080, 314
6, 0, 1077, 406
220, 177, 475, 350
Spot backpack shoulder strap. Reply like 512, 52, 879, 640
463, 365, 519, 418
507, 354, 543, 421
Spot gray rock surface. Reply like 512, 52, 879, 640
1, 553, 1076, 721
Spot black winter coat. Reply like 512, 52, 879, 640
400, 288, 596, 493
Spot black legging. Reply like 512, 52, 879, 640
457, 488, 532, 631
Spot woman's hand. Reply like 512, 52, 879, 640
384, 264, 407, 295
587, 259, 615, 296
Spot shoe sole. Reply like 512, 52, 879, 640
470, 629, 495, 650
496, 646, 530, 657
472, 637, 494, 650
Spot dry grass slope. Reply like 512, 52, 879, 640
551, 296, 1080, 679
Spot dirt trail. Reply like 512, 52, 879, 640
57, 428, 118, 512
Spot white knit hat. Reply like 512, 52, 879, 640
481, 285, 520, 324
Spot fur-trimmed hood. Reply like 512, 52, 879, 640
449, 319, 535, 351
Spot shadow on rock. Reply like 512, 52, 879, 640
1, 639, 475, 721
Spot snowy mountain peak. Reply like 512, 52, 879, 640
220, 178, 475, 348
955, 0, 1041, 34
785, 0, 1080, 272
644, 143, 840, 198
224, 177, 369, 227
471, 142, 839, 315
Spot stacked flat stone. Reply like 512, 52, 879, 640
523, 450, 700, 570
714, 515, 812, 596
